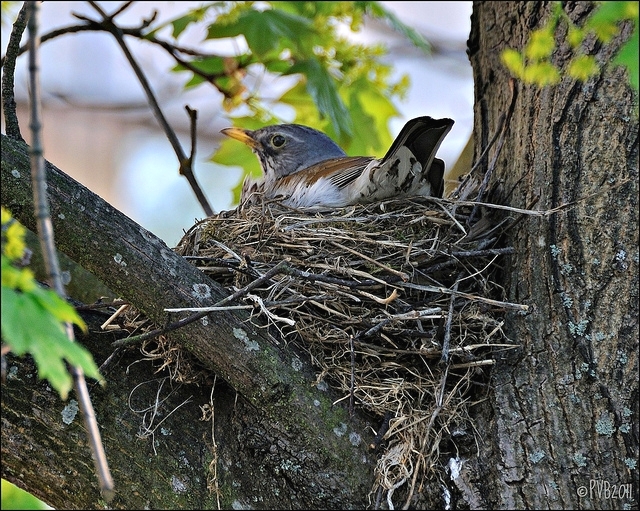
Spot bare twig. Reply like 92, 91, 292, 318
468, 78, 519, 225
25, 2, 113, 501
440, 276, 460, 364
186, 105, 198, 169
86, 2, 214, 216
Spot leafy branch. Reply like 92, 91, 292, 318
501, 1, 638, 94
3, 1, 430, 205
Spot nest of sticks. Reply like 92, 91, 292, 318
173, 180, 523, 507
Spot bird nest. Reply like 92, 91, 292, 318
173, 191, 523, 507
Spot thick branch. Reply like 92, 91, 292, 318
1, 133, 376, 507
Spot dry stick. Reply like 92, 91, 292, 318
112, 260, 291, 347
85, 2, 214, 217
25, 2, 114, 501
450, 114, 505, 202
422, 247, 515, 274
467, 78, 519, 226
440, 277, 461, 365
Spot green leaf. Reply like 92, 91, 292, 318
1, 286, 103, 400
279, 81, 330, 128
568, 55, 599, 81
211, 117, 272, 203
341, 77, 396, 156
523, 61, 561, 86
501, 49, 525, 78
211, 137, 261, 179
567, 26, 585, 48
525, 28, 556, 61
207, 8, 314, 57
613, 21, 639, 93
30, 285, 87, 331
176, 56, 227, 76
586, 1, 631, 42
357, 1, 431, 53
287, 58, 353, 142
145, 3, 223, 39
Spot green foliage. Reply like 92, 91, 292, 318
1, 479, 50, 510
501, 1, 638, 95
1, 207, 103, 400
163, 1, 428, 203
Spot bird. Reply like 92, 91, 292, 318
221, 116, 454, 209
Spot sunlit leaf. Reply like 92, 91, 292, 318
525, 28, 556, 61
1, 286, 102, 400
341, 77, 397, 156
568, 55, 599, 81
279, 81, 330, 129
207, 8, 313, 57
287, 59, 353, 142
524, 61, 561, 86
210, 117, 272, 203
501, 49, 525, 78
567, 26, 584, 48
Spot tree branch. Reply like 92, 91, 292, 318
1, 133, 377, 507
25, 1, 113, 499
1, 2, 28, 142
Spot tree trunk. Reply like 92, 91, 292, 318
456, 2, 639, 509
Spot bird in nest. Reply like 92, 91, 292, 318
221, 116, 454, 209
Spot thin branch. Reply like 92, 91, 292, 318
1, 2, 29, 141
86, 2, 214, 216
468, 78, 519, 225
186, 105, 198, 169
25, 1, 114, 501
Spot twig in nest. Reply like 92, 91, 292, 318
100, 303, 129, 330
113, 260, 291, 347
440, 277, 461, 365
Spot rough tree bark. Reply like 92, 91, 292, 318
454, 2, 638, 509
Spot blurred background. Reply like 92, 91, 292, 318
2, 1, 473, 247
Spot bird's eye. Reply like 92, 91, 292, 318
271, 134, 286, 148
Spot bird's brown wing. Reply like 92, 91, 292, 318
307, 156, 375, 188
278, 156, 374, 189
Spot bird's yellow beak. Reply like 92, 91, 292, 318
220, 127, 259, 149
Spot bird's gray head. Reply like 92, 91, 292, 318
221, 124, 346, 178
